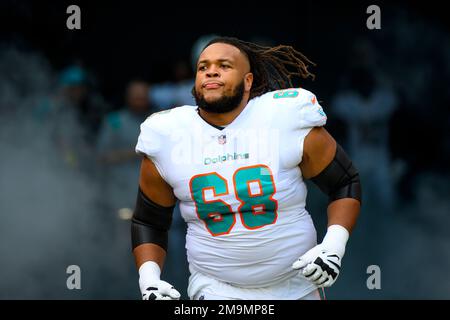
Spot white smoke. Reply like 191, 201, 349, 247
0, 46, 139, 299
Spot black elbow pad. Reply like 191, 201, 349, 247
310, 144, 362, 204
131, 188, 175, 251
131, 221, 169, 252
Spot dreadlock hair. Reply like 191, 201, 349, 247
202, 36, 316, 100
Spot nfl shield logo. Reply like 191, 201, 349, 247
218, 134, 227, 144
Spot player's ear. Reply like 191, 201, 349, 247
244, 72, 253, 92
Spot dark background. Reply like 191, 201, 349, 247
0, 0, 449, 299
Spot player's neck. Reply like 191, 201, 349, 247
198, 98, 249, 127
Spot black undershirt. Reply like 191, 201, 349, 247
196, 107, 225, 130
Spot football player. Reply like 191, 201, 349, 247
131, 37, 361, 300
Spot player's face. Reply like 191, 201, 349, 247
193, 43, 253, 113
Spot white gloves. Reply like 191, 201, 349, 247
292, 225, 349, 288
139, 261, 181, 300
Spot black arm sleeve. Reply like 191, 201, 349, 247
131, 187, 175, 251
310, 144, 362, 204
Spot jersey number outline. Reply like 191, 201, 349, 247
189, 164, 278, 236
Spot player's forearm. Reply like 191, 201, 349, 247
131, 185, 175, 270
133, 243, 166, 270
327, 198, 360, 234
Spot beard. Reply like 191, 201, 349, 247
192, 80, 245, 114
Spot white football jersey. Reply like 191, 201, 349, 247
136, 88, 327, 289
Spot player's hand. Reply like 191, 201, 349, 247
292, 225, 349, 288
292, 244, 342, 287
141, 279, 181, 300
138, 261, 181, 300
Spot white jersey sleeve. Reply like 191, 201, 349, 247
135, 110, 173, 180
294, 89, 327, 129
136, 119, 161, 157
293, 89, 327, 163
271, 88, 326, 127
264, 88, 327, 167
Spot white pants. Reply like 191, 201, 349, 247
188, 269, 319, 300
192, 289, 321, 300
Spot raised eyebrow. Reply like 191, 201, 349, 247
197, 59, 234, 66
217, 59, 233, 64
